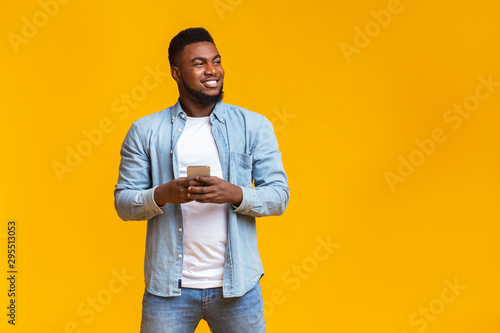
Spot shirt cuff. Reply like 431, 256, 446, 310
233, 186, 256, 215
143, 186, 164, 215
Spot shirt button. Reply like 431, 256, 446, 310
178, 254, 182, 259
177, 128, 181, 132
170, 150, 173, 154
178, 228, 182, 232
181, 114, 185, 118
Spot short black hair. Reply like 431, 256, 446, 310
168, 27, 215, 67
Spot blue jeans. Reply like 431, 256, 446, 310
140, 282, 266, 333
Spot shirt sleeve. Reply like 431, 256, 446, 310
233, 116, 290, 217
114, 121, 164, 221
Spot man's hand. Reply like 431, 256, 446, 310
187, 176, 243, 205
154, 177, 201, 206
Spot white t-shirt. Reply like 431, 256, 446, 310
177, 115, 229, 288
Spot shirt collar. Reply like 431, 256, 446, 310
171, 99, 226, 124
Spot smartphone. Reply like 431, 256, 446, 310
187, 165, 210, 181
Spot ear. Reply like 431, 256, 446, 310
171, 66, 181, 83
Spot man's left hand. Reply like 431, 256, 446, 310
187, 176, 242, 206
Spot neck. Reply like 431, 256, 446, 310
178, 95, 216, 117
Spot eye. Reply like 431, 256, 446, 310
194, 62, 204, 66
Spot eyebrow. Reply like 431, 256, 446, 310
191, 54, 221, 63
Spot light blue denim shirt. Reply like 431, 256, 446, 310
114, 100, 289, 298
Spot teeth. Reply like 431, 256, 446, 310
204, 80, 217, 84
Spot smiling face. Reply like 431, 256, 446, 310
172, 41, 225, 105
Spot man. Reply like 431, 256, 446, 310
114, 27, 289, 333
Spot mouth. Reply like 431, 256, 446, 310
201, 78, 220, 88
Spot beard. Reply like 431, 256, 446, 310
183, 80, 224, 105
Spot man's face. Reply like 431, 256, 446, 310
174, 41, 225, 105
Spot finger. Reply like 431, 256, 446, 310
177, 178, 191, 187
195, 176, 213, 184
187, 192, 205, 200
177, 192, 192, 203
187, 180, 203, 186
187, 185, 210, 194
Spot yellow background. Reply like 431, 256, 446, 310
1, 0, 499, 332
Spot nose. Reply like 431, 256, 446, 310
205, 63, 217, 75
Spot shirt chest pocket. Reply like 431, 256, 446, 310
231, 151, 253, 187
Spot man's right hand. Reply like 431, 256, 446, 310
153, 177, 201, 206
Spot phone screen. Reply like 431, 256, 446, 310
187, 165, 210, 180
